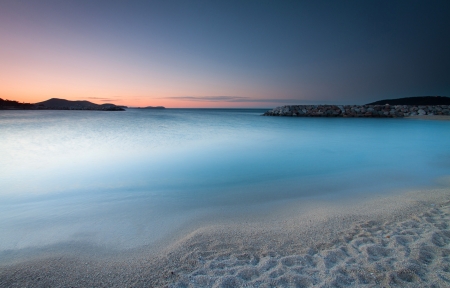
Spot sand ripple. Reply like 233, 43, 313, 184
171, 202, 450, 287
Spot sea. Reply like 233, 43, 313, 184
1, 109, 450, 261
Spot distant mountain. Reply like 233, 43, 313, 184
36, 98, 97, 108
35, 98, 125, 111
367, 96, 450, 106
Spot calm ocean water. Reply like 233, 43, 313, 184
1, 109, 450, 257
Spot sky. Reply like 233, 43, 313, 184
1, 0, 449, 108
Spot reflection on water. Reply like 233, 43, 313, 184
0, 109, 449, 254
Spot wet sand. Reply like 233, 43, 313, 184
1, 182, 450, 287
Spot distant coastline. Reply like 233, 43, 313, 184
0, 98, 127, 111
0, 98, 170, 111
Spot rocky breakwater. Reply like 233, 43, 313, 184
263, 104, 450, 118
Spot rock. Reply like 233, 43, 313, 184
262, 104, 450, 118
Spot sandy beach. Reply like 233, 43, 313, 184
1, 180, 450, 287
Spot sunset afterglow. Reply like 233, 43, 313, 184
1, 1, 449, 107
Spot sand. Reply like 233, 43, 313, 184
1, 184, 450, 287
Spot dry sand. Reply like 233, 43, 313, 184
1, 183, 450, 287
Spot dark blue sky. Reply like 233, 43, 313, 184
1, 0, 449, 107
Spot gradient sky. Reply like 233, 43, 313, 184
1, 0, 449, 108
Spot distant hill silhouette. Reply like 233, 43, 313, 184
35, 98, 125, 111
367, 96, 450, 105
0, 98, 34, 109
1, 98, 126, 111
36, 98, 98, 108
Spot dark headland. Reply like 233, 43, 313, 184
0, 98, 126, 111
264, 96, 450, 118
367, 96, 450, 106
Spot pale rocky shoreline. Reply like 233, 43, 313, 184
263, 104, 450, 118
1, 184, 450, 287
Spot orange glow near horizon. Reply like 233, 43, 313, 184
0, 53, 279, 108
0, 94, 275, 108
0, 16, 284, 109
0, 80, 279, 108
0, 89, 277, 109
0, 37, 278, 108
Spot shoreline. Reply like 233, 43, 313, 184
1, 182, 450, 287
407, 115, 450, 121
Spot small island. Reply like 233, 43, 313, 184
134, 106, 166, 109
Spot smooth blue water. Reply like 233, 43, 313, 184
1, 109, 450, 256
